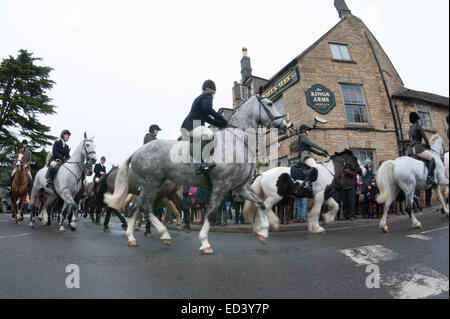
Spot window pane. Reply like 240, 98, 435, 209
329, 44, 342, 60
341, 85, 365, 104
416, 104, 433, 128
345, 104, 369, 123
339, 45, 351, 60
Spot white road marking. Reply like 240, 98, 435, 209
339, 245, 400, 267
421, 226, 449, 234
406, 234, 432, 241
0, 232, 31, 239
384, 265, 449, 299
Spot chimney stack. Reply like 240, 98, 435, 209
240, 47, 252, 84
334, 0, 351, 19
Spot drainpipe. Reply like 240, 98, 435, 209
364, 30, 402, 157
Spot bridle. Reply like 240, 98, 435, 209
83, 139, 96, 163
255, 94, 285, 123
63, 139, 96, 185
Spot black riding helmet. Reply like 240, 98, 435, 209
409, 112, 420, 124
202, 80, 216, 92
21, 139, 28, 145
60, 129, 71, 138
299, 125, 312, 133
149, 124, 162, 132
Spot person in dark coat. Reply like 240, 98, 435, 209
341, 163, 357, 220
94, 156, 106, 182
362, 160, 375, 218
180, 80, 228, 175
408, 112, 436, 185
46, 129, 71, 186
144, 124, 161, 145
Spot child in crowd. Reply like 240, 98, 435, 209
366, 179, 378, 219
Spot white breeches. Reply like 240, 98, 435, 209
415, 150, 439, 161
304, 157, 319, 169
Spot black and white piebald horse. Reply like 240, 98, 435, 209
244, 150, 366, 238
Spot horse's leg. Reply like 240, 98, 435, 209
58, 201, 68, 233
103, 208, 112, 232
29, 188, 39, 228
19, 195, 25, 221
308, 191, 326, 234
163, 198, 182, 231
113, 208, 128, 230
125, 192, 148, 247
236, 184, 269, 243
142, 192, 171, 244
434, 185, 449, 216
405, 191, 423, 229
323, 197, 339, 225
11, 194, 17, 222
379, 189, 398, 233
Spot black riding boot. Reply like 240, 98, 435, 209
45, 166, 54, 186
426, 158, 437, 185
302, 168, 315, 192
194, 139, 216, 175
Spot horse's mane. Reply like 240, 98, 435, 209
331, 149, 354, 159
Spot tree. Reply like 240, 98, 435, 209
0, 49, 57, 185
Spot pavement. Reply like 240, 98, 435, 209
0, 205, 448, 299
165, 205, 445, 233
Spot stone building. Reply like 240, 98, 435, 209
231, 1, 449, 169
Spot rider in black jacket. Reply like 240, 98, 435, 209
46, 130, 71, 186
180, 80, 228, 175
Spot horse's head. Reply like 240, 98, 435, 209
82, 132, 97, 165
253, 92, 290, 134
15, 151, 24, 170
430, 134, 445, 158
332, 149, 365, 176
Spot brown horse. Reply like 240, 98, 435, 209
11, 151, 30, 223
102, 167, 183, 237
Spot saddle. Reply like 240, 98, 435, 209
290, 163, 318, 183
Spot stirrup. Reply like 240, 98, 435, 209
426, 177, 437, 186
303, 181, 312, 192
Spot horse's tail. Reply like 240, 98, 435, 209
243, 175, 264, 225
104, 156, 132, 210
376, 160, 395, 204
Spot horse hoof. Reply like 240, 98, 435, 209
162, 239, 171, 246
176, 226, 182, 231
59, 230, 66, 234
258, 235, 268, 244
201, 247, 214, 254
144, 232, 152, 238
128, 240, 139, 247
381, 227, 389, 233
413, 224, 423, 230
103, 228, 110, 233
69, 226, 76, 232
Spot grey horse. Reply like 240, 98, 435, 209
105, 94, 291, 253
29, 133, 97, 232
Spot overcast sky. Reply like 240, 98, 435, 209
2, 0, 449, 177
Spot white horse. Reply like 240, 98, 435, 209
244, 149, 367, 237
29, 133, 97, 232
376, 134, 448, 233
445, 152, 449, 200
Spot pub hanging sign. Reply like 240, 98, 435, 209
263, 67, 299, 100
306, 84, 336, 114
